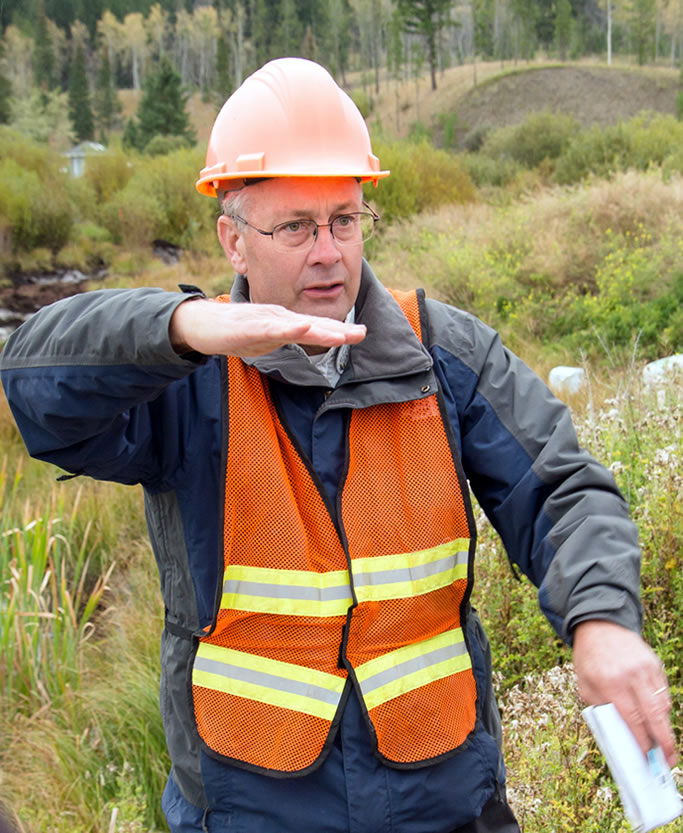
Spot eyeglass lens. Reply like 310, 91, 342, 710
273, 214, 375, 251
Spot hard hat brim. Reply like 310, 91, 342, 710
196, 169, 391, 199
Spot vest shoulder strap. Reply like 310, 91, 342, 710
387, 288, 429, 347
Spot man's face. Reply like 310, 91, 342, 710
217, 177, 364, 323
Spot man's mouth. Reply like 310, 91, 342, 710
302, 282, 344, 298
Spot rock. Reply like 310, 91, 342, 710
153, 239, 182, 265
548, 366, 587, 395
642, 355, 683, 387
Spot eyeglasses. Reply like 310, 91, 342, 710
233, 202, 380, 254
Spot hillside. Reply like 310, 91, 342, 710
365, 62, 680, 146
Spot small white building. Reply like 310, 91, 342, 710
63, 141, 107, 177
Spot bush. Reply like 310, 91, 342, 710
144, 134, 193, 156
84, 148, 135, 204
458, 152, 521, 187
0, 126, 65, 179
481, 111, 578, 169
102, 147, 213, 249
366, 138, 475, 223
0, 158, 74, 252
554, 113, 683, 185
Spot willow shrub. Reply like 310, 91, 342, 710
365, 138, 476, 224
103, 146, 216, 251
479, 110, 578, 170
0, 158, 74, 255
554, 113, 683, 185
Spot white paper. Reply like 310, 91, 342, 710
582, 703, 682, 833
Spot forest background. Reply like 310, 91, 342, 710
0, 0, 682, 832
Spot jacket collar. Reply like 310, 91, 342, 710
230, 260, 432, 387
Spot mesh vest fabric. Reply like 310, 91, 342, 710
191, 289, 477, 774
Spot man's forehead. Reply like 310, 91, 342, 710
249, 177, 362, 215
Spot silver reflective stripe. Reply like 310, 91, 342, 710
353, 551, 468, 588
222, 579, 351, 602
359, 640, 468, 696
194, 656, 340, 707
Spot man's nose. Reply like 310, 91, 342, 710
309, 224, 342, 261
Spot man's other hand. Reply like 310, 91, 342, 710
169, 298, 367, 357
573, 620, 678, 766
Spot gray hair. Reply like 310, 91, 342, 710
220, 188, 251, 230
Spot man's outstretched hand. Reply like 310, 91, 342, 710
169, 298, 367, 357
573, 620, 678, 766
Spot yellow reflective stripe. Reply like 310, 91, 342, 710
219, 539, 470, 615
352, 539, 469, 602
355, 629, 471, 711
221, 565, 352, 617
352, 539, 469, 575
226, 565, 349, 587
193, 642, 345, 721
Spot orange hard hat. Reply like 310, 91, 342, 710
196, 57, 389, 197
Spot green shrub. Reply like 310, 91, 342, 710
553, 122, 632, 184
102, 147, 213, 249
70, 221, 113, 244
13, 246, 53, 274
462, 125, 490, 153
366, 138, 475, 223
144, 134, 193, 156
0, 158, 74, 252
481, 111, 578, 169
554, 113, 683, 184
627, 113, 683, 169
458, 152, 521, 187
0, 126, 64, 179
83, 148, 135, 204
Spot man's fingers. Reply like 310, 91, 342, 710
170, 298, 367, 357
611, 677, 677, 766
573, 621, 679, 768
640, 685, 677, 765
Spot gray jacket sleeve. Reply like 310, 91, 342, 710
0, 287, 204, 485
426, 298, 642, 641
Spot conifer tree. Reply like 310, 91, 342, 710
68, 45, 94, 142
33, 2, 57, 91
554, 0, 572, 59
0, 41, 12, 124
629, 0, 656, 64
215, 34, 232, 105
133, 55, 196, 151
397, 0, 456, 90
94, 51, 122, 136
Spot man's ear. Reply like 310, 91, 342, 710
217, 215, 248, 274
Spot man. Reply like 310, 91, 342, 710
0, 58, 676, 833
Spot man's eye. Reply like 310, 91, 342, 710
283, 221, 303, 233
335, 215, 354, 228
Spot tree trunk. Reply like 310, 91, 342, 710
607, 2, 612, 66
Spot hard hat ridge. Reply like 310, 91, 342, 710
196, 57, 389, 198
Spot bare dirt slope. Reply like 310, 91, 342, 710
366, 62, 680, 145
452, 65, 679, 141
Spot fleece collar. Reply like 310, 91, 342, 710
229, 259, 432, 388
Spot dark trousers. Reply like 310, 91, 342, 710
455, 791, 521, 833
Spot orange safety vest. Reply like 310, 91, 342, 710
192, 290, 477, 775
